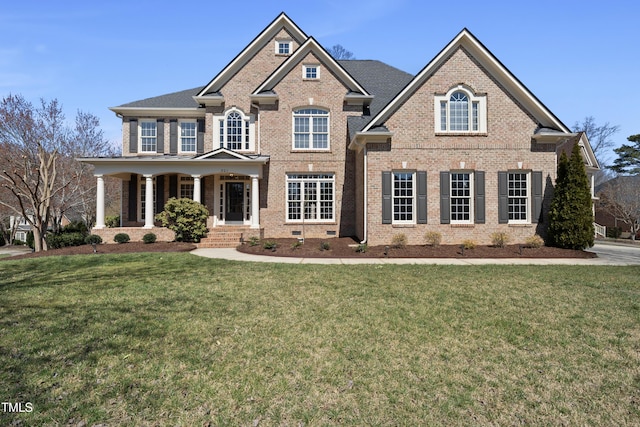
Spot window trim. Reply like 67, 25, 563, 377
507, 171, 530, 224
139, 119, 157, 153
179, 176, 195, 199
450, 171, 474, 224
435, 86, 487, 134
216, 108, 255, 152
275, 40, 292, 55
292, 107, 330, 151
286, 173, 335, 223
178, 120, 197, 154
392, 171, 416, 224
303, 64, 320, 80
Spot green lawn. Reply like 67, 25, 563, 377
1, 254, 639, 426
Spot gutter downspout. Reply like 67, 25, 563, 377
361, 145, 368, 244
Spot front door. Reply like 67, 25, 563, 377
225, 182, 244, 222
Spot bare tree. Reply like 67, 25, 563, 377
599, 177, 640, 240
328, 44, 354, 60
573, 116, 620, 166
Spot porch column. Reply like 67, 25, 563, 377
251, 175, 259, 229
95, 174, 105, 229
192, 175, 201, 203
144, 174, 154, 229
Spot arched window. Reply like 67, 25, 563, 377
218, 109, 253, 151
435, 86, 486, 133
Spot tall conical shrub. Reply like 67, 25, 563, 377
547, 143, 595, 249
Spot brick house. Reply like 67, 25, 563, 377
80, 13, 598, 246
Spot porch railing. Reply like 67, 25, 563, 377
594, 222, 606, 238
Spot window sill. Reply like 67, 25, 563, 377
392, 223, 416, 228
435, 132, 488, 137
508, 223, 533, 227
449, 223, 475, 228
285, 221, 336, 225
291, 149, 332, 153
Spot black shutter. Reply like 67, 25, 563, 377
498, 172, 509, 224
169, 175, 178, 198
475, 171, 485, 224
382, 171, 392, 224
156, 175, 165, 213
440, 171, 450, 224
170, 120, 178, 154
532, 171, 543, 223
156, 119, 164, 153
417, 171, 427, 224
197, 119, 205, 154
129, 119, 138, 154
128, 174, 138, 222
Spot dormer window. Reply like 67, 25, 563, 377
435, 86, 486, 133
276, 40, 292, 55
303, 64, 319, 80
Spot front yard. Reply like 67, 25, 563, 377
1, 254, 639, 425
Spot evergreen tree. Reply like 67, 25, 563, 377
547, 144, 595, 249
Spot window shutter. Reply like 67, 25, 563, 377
532, 171, 543, 223
440, 171, 450, 224
417, 171, 427, 224
498, 171, 508, 224
382, 171, 392, 224
169, 120, 178, 154
156, 119, 164, 153
169, 175, 178, 198
200, 176, 206, 205
156, 175, 165, 213
128, 174, 138, 222
197, 119, 205, 154
475, 171, 485, 224
129, 119, 138, 154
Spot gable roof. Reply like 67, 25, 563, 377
196, 12, 307, 99
110, 86, 204, 117
252, 37, 372, 103
360, 28, 570, 136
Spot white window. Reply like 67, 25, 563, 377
217, 109, 254, 151
180, 176, 194, 199
286, 174, 334, 222
292, 108, 329, 150
139, 120, 157, 152
303, 64, 319, 79
435, 86, 486, 133
508, 172, 529, 223
393, 172, 415, 224
275, 40, 292, 55
179, 121, 197, 153
451, 172, 473, 223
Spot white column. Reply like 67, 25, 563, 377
193, 175, 201, 203
144, 175, 154, 229
251, 175, 259, 229
95, 175, 105, 229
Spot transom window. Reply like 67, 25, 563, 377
293, 108, 329, 150
179, 121, 197, 153
140, 120, 157, 152
286, 174, 334, 222
303, 64, 319, 79
219, 110, 252, 151
451, 172, 473, 223
508, 172, 529, 222
393, 172, 415, 223
435, 86, 486, 133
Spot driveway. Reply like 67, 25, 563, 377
589, 241, 640, 265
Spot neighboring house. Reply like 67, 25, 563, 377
80, 13, 599, 246
9, 215, 31, 243
595, 175, 640, 238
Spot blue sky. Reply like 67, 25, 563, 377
1, 0, 638, 164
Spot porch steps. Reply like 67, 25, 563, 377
197, 226, 253, 248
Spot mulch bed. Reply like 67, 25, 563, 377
237, 237, 597, 259
4, 242, 197, 261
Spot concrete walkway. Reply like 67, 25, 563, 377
191, 242, 640, 265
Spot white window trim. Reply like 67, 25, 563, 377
292, 108, 330, 151
392, 171, 416, 225
507, 171, 531, 224
275, 39, 292, 55
450, 171, 474, 224
303, 64, 320, 80
435, 86, 487, 134
179, 175, 195, 199
178, 120, 197, 154
139, 119, 157, 153
215, 108, 255, 152
286, 174, 335, 223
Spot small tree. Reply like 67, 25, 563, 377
548, 144, 595, 249
155, 198, 208, 242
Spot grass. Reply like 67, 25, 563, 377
1, 254, 639, 425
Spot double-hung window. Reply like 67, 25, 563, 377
286, 174, 334, 222
293, 108, 329, 150
435, 86, 486, 133
179, 121, 197, 153
450, 172, 473, 223
140, 120, 157, 152
393, 172, 415, 223
508, 172, 529, 222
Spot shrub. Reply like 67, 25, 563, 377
291, 241, 302, 250
462, 239, 476, 250
61, 221, 88, 235
355, 243, 368, 253
424, 231, 442, 247
155, 197, 209, 242
606, 227, 622, 239
47, 232, 87, 249
524, 235, 544, 249
105, 215, 120, 228
85, 234, 103, 245
0, 233, 5, 247
114, 233, 130, 244
320, 241, 330, 251
248, 236, 260, 247
12, 239, 26, 246
143, 233, 157, 244
26, 231, 34, 250
262, 240, 277, 250
490, 232, 510, 248
391, 233, 408, 248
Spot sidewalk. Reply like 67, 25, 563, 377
191, 247, 635, 265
